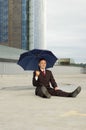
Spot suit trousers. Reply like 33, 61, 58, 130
35, 86, 71, 97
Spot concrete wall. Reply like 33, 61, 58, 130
0, 62, 28, 75
0, 62, 84, 75
51, 66, 83, 75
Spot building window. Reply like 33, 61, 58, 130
22, 0, 27, 49
0, 0, 8, 43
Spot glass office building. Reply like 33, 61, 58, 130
21, 0, 30, 50
0, 0, 46, 50
21, 0, 27, 49
0, 0, 8, 42
29, 0, 46, 49
21, 0, 46, 50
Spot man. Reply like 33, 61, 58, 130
32, 58, 81, 98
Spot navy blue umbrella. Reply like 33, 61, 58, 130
17, 49, 58, 70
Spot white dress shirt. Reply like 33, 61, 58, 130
35, 69, 46, 80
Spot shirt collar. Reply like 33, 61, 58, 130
40, 69, 45, 72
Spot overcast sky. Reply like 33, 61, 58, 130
46, 0, 86, 63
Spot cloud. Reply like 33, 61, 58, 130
46, 0, 86, 63
47, 45, 86, 63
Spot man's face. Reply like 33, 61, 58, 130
39, 60, 47, 69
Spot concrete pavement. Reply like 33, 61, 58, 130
0, 68, 86, 130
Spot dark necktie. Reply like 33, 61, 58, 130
42, 71, 46, 76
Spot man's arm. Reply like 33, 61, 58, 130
32, 71, 40, 87
50, 71, 58, 90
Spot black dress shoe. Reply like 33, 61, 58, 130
41, 86, 51, 98
71, 86, 81, 97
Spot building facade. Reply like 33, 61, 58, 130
8, 0, 22, 48
58, 58, 75, 65
21, 0, 27, 49
0, 0, 8, 43
29, 0, 46, 49
0, 0, 46, 50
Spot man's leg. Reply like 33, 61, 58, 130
35, 87, 44, 97
48, 88, 70, 97
35, 86, 51, 98
48, 86, 81, 97
41, 86, 51, 98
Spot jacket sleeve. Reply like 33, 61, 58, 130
32, 71, 39, 87
50, 71, 57, 88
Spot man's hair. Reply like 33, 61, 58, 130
38, 58, 46, 63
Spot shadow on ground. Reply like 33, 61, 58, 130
0, 86, 35, 91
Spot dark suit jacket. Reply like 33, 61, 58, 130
32, 70, 57, 89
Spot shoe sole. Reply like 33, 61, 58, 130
41, 86, 51, 98
72, 86, 81, 97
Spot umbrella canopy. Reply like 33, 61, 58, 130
17, 49, 58, 70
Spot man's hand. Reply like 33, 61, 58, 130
55, 87, 58, 91
35, 71, 40, 76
